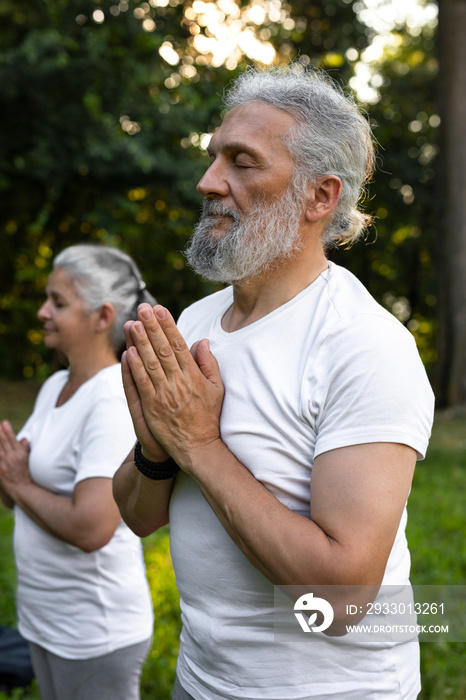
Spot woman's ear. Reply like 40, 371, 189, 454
95, 303, 115, 333
305, 176, 342, 223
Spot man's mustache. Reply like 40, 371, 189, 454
201, 199, 240, 222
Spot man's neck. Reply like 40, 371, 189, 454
221, 246, 329, 333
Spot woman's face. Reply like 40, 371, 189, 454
37, 268, 99, 358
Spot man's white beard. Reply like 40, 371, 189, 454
185, 184, 305, 284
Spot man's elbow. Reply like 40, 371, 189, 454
120, 513, 169, 539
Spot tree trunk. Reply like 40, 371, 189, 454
435, 0, 466, 406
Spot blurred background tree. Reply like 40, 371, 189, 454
271, 0, 439, 377
435, 0, 466, 406
0, 0, 452, 405
0, 0, 230, 378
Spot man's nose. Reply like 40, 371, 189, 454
196, 160, 229, 199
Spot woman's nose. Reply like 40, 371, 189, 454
37, 300, 51, 321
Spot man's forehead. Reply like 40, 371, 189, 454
210, 102, 296, 151
207, 135, 262, 158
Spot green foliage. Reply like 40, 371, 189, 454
271, 0, 371, 79
0, 685, 40, 700
0, 0, 440, 386
270, 4, 439, 373
141, 527, 181, 699
0, 507, 18, 627
353, 23, 438, 371
0, 0, 227, 378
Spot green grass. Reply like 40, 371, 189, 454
1, 380, 465, 699
405, 411, 466, 700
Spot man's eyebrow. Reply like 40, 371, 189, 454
207, 141, 263, 160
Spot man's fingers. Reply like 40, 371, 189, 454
121, 351, 143, 411
123, 348, 158, 435
122, 351, 164, 452
124, 320, 135, 350
132, 304, 192, 376
122, 349, 159, 440
127, 318, 169, 384
152, 306, 192, 369
192, 339, 224, 391
122, 347, 160, 410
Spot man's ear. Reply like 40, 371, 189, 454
95, 303, 115, 333
305, 176, 342, 223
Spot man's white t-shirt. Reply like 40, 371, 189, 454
170, 263, 435, 699
15, 364, 154, 660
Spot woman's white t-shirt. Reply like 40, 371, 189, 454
15, 364, 154, 660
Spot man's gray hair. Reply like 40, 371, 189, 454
223, 64, 375, 248
54, 244, 156, 355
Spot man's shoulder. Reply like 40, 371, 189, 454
325, 263, 400, 326
318, 263, 419, 360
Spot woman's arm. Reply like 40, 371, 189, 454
13, 476, 121, 552
0, 420, 121, 551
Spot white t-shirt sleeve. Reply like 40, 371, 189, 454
74, 393, 136, 485
304, 314, 435, 460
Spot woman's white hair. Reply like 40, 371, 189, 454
223, 64, 375, 248
54, 244, 156, 355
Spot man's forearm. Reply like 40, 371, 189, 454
182, 439, 343, 587
182, 439, 412, 599
113, 453, 174, 537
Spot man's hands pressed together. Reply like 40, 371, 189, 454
115, 303, 418, 613
122, 303, 225, 473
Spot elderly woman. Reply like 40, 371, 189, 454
0, 245, 155, 700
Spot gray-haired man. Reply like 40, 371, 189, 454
114, 65, 434, 700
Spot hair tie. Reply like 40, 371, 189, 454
138, 280, 147, 291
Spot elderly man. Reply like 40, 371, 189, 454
114, 66, 434, 700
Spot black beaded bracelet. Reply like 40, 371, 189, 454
134, 441, 180, 480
